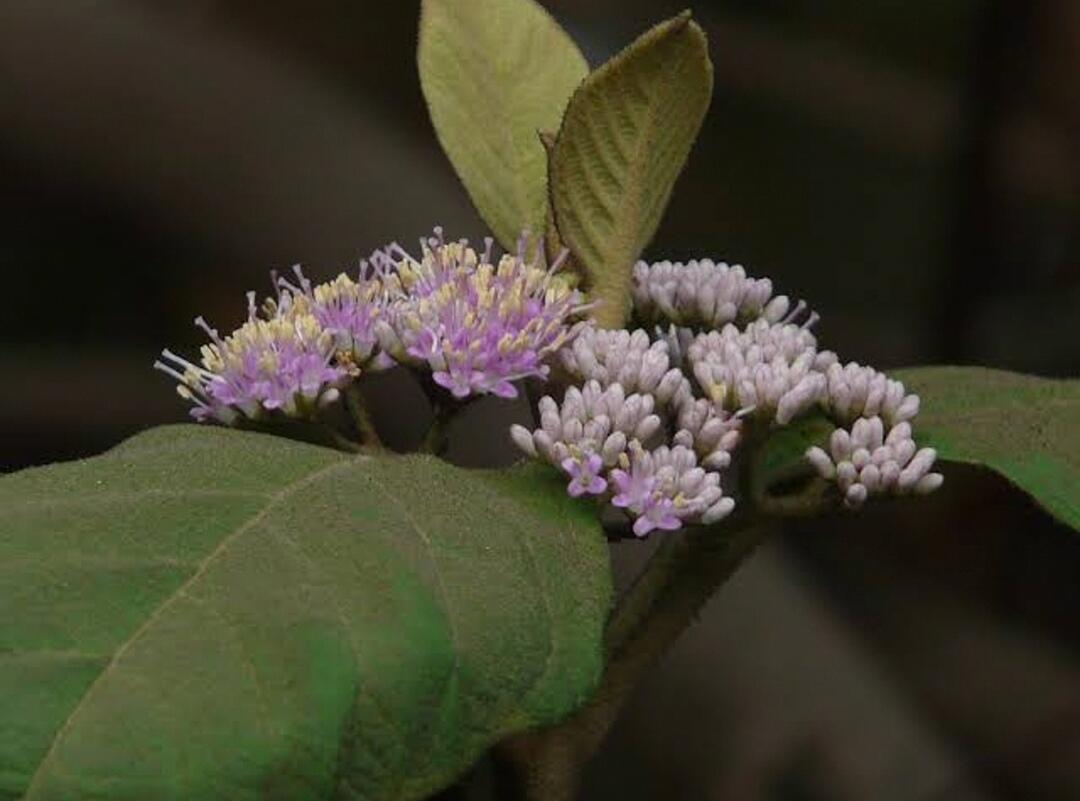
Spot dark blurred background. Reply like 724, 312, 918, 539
2, 1, 1078, 799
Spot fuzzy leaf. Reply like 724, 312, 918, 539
550, 12, 713, 328
418, 0, 588, 251
752, 414, 835, 499
0, 426, 610, 801
897, 366, 1080, 531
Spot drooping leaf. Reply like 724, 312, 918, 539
0, 426, 610, 801
897, 366, 1080, 532
550, 12, 713, 328
418, 0, 588, 251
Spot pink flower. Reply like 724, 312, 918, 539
610, 463, 657, 512
632, 496, 683, 537
385, 229, 586, 400
561, 453, 607, 498
155, 296, 346, 423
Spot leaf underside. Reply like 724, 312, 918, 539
550, 12, 713, 328
0, 426, 610, 801
418, 0, 588, 251
898, 366, 1080, 532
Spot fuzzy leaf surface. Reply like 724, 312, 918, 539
0, 426, 610, 801
418, 0, 588, 251
898, 366, 1080, 531
550, 12, 713, 327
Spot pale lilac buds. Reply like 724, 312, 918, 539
632, 259, 791, 329
561, 326, 691, 408
513, 254, 942, 532
687, 320, 836, 424
820, 361, 921, 426
806, 418, 943, 507
510, 380, 661, 468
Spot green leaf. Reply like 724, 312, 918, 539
550, 11, 713, 328
0, 426, 610, 801
751, 414, 836, 500
897, 366, 1080, 532
418, 0, 588, 251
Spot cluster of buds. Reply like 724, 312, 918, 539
516, 321, 738, 533
559, 327, 691, 407
632, 259, 791, 328
820, 360, 921, 426
806, 419, 943, 507
687, 318, 836, 425
510, 381, 663, 469
511, 256, 943, 536
157, 229, 588, 422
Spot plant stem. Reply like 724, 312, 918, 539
420, 402, 454, 456
324, 426, 365, 455
497, 516, 769, 799
345, 384, 382, 449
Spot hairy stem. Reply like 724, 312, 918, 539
420, 403, 455, 456
344, 384, 382, 449
324, 426, 365, 455
497, 516, 769, 798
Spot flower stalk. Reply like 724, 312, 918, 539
497, 513, 770, 801
344, 384, 382, 449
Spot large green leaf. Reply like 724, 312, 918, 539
897, 366, 1080, 532
0, 426, 610, 801
550, 12, 713, 328
418, 0, 588, 251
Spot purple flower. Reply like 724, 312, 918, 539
561, 453, 607, 498
155, 296, 346, 423
384, 228, 587, 400
276, 261, 400, 370
632, 497, 682, 537
611, 459, 683, 536
610, 463, 657, 512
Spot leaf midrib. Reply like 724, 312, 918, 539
22, 454, 356, 797
609, 27, 693, 271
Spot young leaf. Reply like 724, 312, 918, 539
1, 426, 610, 801
550, 11, 713, 328
418, 0, 588, 251
897, 366, 1080, 532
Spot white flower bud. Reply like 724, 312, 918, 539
701, 497, 736, 524
635, 414, 663, 443
915, 472, 944, 494
601, 432, 628, 465
510, 424, 537, 457
533, 430, 555, 460
837, 461, 858, 491
845, 483, 868, 508
806, 446, 835, 479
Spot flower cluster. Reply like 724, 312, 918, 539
687, 318, 835, 425
632, 258, 791, 328
559, 327, 691, 406
157, 229, 587, 421
381, 230, 587, 398
155, 295, 348, 425
511, 257, 943, 536
806, 419, 943, 507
